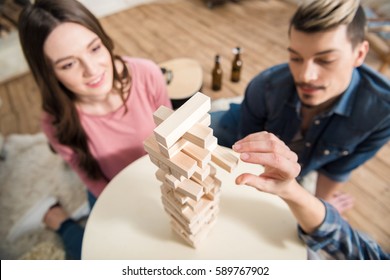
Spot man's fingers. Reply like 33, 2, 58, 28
236, 131, 278, 144
233, 132, 297, 162
239, 152, 301, 178
235, 173, 269, 191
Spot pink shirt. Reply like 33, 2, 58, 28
42, 57, 172, 197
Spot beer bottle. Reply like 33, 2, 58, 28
211, 54, 222, 91
231, 47, 242, 82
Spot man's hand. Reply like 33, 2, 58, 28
232, 132, 301, 200
233, 131, 326, 234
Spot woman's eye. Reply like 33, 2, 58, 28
92, 44, 101, 52
61, 62, 74, 70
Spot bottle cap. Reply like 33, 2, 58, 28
232, 47, 241, 54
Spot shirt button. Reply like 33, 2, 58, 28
305, 142, 311, 147
314, 120, 321, 125
323, 149, 330, 155
341, 150, 349, 156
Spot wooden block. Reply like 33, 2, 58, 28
164, 173, 184, 188
170, 221, 197, 248
211, 145, 239, 173
154, 105, 210, 127
158, 138, 187, 158
172, 203, 219, 237
161, 184, 191, 206
163, 198, 219, 234
148, 155, 161, 167
169, 216, 209, 248
153, 105, 214, 150
161, 185, 189, 213
204, 184, 222, 201
191, 165, 211, 182
189, 214, 218, 248
185, 196, 207, 212
173, 188, 190, 204
149, 156, 171, 173
162, 198, 190, 227
155, 169, 166, 183
160, 184, 170, 196
182, 141, 211, 168
205, 136, 218, 152
206, 176, 221, 193
192, 174, 217, 191
153, 105, 172, 126
170, 218, 190, 240
199, 113, 211, 127
165, 185, 186, 207
159, 162, 171, 173
154, 92, 210, 148
171, 169, 185, 180
144, 135, 197, 178
183, 124, 214, 148
209, 163, 217, 177
176, 178, 204, 201
186, 197, 218, 225
170, 215, 218, 248
184, 197, 198, 211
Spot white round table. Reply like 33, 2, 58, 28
82, 155, 306, 259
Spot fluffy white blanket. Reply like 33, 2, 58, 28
0, 133, 86, 259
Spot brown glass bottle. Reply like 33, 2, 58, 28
231, 47, 242, 82
211, 54, 222, 91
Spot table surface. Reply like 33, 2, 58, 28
82, 154, 306, 259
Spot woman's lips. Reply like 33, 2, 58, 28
87, 72, 105, 88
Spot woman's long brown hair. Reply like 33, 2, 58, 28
18, 0, 130, 180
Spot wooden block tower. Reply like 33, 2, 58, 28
144, 92, 239, 248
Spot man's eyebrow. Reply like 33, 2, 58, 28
53, 37, 100, 65
287, 47, 338, 56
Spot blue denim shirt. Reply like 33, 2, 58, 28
298, 200, 389, 260
240, 63, 390, 182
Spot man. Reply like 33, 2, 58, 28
211, 0, 390, 212
232, 131, 389, 259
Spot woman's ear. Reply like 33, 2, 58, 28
353, 40, 369, 67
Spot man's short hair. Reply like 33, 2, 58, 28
289, 0, 367, 48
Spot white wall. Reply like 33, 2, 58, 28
79, 0, 156, 17
0, 0, 159, 82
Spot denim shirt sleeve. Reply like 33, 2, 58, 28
298, 200, 390, 260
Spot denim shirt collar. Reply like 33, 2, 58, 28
288, 68, 361, 117
331, 68, 360, 117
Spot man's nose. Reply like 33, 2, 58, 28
299, 61, 318, 83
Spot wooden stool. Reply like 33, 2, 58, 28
159, 58, 203, 110
366, 28, 390, 75
205, 0, 240, 9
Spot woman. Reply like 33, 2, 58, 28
14, 0, 171, 259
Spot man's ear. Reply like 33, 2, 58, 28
353, 40, 369, 67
